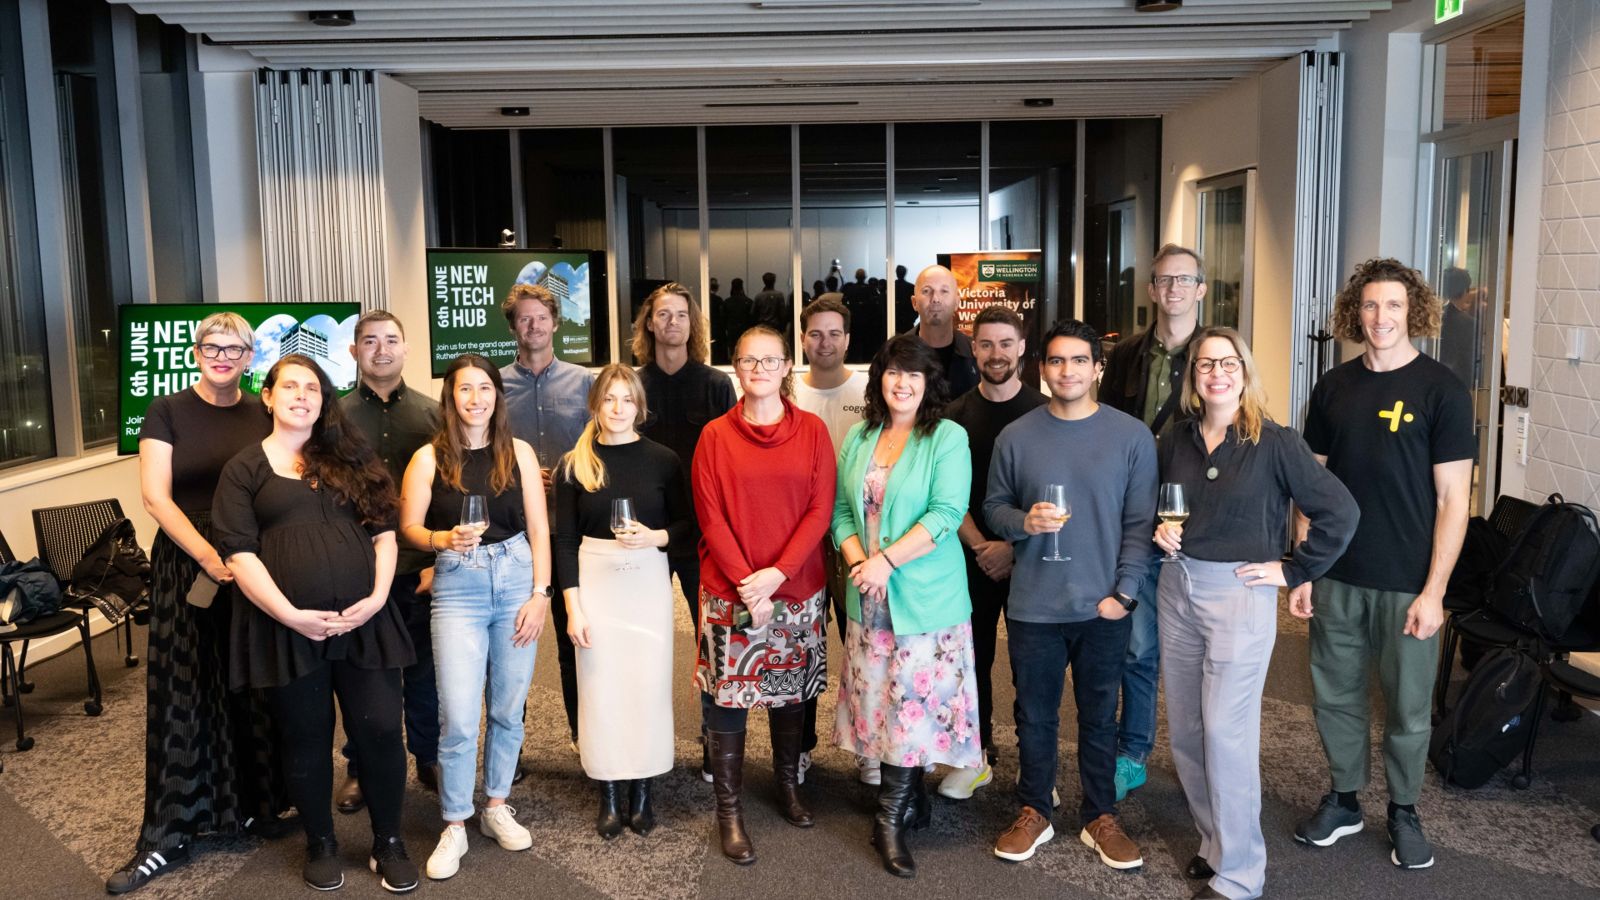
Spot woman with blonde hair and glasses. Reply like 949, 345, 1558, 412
1151, 326, 1358, 900
556, 363, 691, 839
693, 325, 836, 866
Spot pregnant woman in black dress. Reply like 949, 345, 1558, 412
212, 354, 416, 893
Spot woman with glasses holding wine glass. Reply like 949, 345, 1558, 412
554, 364, 690, 839
831, 334, 981, 878
398, 353, 552, 881
693, 325, 836, 866
1151, 326, 1358, 900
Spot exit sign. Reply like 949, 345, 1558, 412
1436, 0, 1465, 23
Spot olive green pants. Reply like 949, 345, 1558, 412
1308, 578, 1440, 806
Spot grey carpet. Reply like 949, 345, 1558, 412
3, 591, 1598, 899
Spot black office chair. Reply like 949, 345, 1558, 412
0, 527, 104, 773
32, 498, 139, 668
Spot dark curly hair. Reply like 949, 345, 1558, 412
262, 354, 396, 527
863, 334, 948, 437
1329, 257, 1441, 343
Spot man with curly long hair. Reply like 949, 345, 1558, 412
1289, 258, 1473, 872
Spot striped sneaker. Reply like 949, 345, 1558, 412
106, 845, 191, 894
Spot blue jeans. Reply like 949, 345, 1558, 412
1009, 614, 1131, 826
431, 535, 538, 822
1117, 573, 1160, 763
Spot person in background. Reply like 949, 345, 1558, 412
940, 304, 1046, 801
557, 364, 691, 839
894, 264, 916, 335
633, 282, 738, 779
832, 334, 981, 878
1153, 327, 1358, 900
841, 267, 879, 364
110, 313, 289, 895
500, 283, 593, 751
753, 271, 791, 336
693, 325, 836, 866
909, 265, 980, 398
1097, 242, 1205, 803
722, 278, 755, 359
213, 355, 416, 893
400, 354, 552, 881
335, 310, 442, 815
793, 293, 870, 783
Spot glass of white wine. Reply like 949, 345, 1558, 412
1042, 483, 1071, 562
611, 498, 637, 571
1157, 482, 1188, 562
461, 495, 488, 568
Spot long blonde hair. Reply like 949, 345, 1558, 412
1178, 326, 1272, 445
561, 364, 649, 493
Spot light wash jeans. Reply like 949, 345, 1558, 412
1117, 572, 1161, 763
431, 534, 537, 822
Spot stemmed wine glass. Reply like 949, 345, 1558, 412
461, 495, 488, 568
1041, 483, 1071, 562
611, 498, 637, 571
1157, 483, 1188, 562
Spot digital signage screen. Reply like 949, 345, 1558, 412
425, 248, 608, 376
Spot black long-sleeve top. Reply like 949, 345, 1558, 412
553, 437, 693, 590
1156, 417, 1359, 588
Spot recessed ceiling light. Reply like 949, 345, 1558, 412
308, 10, 356, 26
500, 107, 529, 117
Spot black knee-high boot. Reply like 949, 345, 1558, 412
873, 764, 918, 878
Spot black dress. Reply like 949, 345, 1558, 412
133, 388, 281, 852
211, 443, 415, 691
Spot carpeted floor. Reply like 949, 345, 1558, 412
3, 589, 1598, 900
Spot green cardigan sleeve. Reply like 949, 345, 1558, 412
913, 420, 971, 545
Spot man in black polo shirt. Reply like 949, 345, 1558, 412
1096, 242, 1202, 803
910, 265, 980, 398
335, 310, 442, 811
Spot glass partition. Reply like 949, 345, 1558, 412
612, 126, 700, 356
707, 125, 791, 363
801, 123, 886, 363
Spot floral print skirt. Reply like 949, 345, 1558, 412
833, 590, 984, 769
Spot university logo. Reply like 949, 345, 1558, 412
1378, 400, 1415, 433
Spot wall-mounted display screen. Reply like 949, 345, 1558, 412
425, 248, 608, 376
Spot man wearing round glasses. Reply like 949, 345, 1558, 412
1097, 242, 1207, 806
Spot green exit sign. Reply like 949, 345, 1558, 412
1436, 0, 1465, 23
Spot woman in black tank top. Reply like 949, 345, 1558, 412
398, 354, 552, 881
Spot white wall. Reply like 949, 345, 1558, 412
195, 66, 266, 301
990, 176, 1041, 250
895, 202, 981, 275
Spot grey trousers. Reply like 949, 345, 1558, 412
1159, 558, 1279, 900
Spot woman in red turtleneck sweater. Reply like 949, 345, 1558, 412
692, 325, 836, 867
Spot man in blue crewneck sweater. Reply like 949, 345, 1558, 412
983, 319, 1158, 871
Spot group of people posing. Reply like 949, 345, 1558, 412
109, 247, 1471, 900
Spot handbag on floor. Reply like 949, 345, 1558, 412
1429, 646, 1542, 789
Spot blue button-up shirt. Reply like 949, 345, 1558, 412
500, 357, 595, 475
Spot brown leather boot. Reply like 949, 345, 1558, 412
335, 775, 364, 815
768, 705, 814, 828
708, 730, 756, 865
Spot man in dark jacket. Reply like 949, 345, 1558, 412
1096, 243, 1204, 805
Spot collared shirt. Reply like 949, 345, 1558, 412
499, 357, 596, 475
1141, 340, 1177, 428
339, 380, 440, 574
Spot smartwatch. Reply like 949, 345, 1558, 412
532, 585, 551, 598
1115, 592, 1138, 613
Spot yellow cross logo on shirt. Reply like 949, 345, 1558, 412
1378, 401, 1415, 432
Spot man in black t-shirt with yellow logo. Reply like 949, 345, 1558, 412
1292, 258, 1474, 872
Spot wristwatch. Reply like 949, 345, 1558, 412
1115, 592, 1138, 612
532, 585, 551, 598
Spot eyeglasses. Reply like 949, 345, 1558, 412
1152, 274, 1200, 288
734, 356, 786, 372
198, 343, 249, 360
1194, 356, 1242, 374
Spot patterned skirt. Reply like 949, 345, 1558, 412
137, 515, 285, 852
695, 587, 826, 709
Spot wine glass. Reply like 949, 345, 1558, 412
461, 495, 488, 567
611, 498, 637, 571
1157, 483, 1188, 562
1042, 483, 1071, 562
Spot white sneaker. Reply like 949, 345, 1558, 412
938, 763, 994, 800
479, 804, 532, 851
858, 756, 881, 786
797, 751, 812, 785
425, 825, 468, 880
1053, 787, 1061, 808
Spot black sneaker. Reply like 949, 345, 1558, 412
1293, 792, 1364, 847
369, 835, 420, 893
106, 845, 190, 894
304, 835, 344, 891
243, 810, 300, 840
1387, 808, 1435, 869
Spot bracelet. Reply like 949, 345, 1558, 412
429, 530, 443, 552
882, 551, 898, 571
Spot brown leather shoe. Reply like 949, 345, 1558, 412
993, 807, 1055, 861
1080, 814, 1143, 870
335, 776, 364, 814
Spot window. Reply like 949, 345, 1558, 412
801, 123, 885, 363
706, 125, 791, 364
1195, 170, 1252, 332
988, 119, 1078, 331
612, 127, 699, 349
894, 121, 981, 333
1432, 12, 1522, 131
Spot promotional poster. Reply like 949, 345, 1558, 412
937, 250, 1045, 387
425, 248, 607, 376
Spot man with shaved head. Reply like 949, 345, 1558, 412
910, 264, 980, 398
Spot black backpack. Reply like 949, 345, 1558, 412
1486, 494, 1600, 642
1429, 645, 1543, 789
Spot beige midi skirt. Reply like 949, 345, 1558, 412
575, 536, 675, 780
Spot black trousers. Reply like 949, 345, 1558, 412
546, 565, 579, 741
268, 661, 406, 841
342, 571, 438, 773
703, 693, 804, 732
964, 548, 1010, 762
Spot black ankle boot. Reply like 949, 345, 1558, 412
873, 764, 917, 878
709, 729, 756, 865
768, 704, 814, 828
596, 780, 625, 840
628, 779, 657, 836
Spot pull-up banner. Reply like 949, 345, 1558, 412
117, 302, 362, 454
937, 250, 1045, 388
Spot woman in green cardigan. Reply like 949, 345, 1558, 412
832, 334, 981, 879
